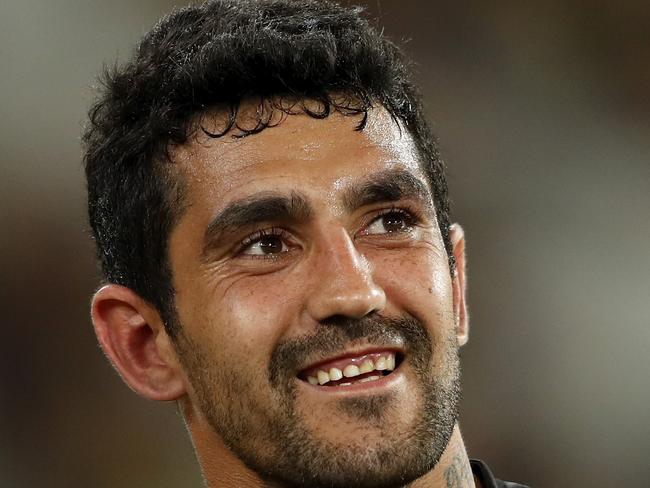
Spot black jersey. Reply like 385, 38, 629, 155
471, 459, 531, 488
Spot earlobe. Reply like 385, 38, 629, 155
91, 284, 186, 401
449, 224, 469, 346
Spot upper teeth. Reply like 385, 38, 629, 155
307, 353, 396, 386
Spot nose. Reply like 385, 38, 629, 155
305, 227, 386, 322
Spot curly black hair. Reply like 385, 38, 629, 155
83, 0, 452, 337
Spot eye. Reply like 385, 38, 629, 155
362, 209, 416, 236
240, 228, 292, 257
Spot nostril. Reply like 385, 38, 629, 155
332, 288, 386, 319
319, 314, 359, 327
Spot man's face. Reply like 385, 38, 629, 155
167, 107, 462, 488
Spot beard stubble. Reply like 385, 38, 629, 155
175, 313, 461, 488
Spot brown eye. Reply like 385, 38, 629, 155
364, 210, 414, 235
241, 231, 290, 256
382, 212, 408, 232
258, 235, 284, 254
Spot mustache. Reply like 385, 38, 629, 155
268, 313, 432, 389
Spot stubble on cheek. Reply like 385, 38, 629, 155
172, 310, 462, 488
174, 330, 281, 453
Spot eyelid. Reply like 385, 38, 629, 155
239, 226, 283, 246
236, 226, 296, 258
358, 204, 423, 235
232, 203, 426, 256
375, 205, 417, 220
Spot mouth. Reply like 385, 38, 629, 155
297, 350, 404, 388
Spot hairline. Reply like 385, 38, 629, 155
158, 99, 451, 339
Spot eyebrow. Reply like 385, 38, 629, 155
202, 191, 312, 255
341, 169, 432, 212
201, 169, 432, 257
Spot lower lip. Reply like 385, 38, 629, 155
297, 362, 405, 395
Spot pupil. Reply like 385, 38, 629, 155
259, 236, 283, 253
383, 213, 404, 232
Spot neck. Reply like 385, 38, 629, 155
408, 424, 478, 488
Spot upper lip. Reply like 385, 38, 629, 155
297, 345, 405, 376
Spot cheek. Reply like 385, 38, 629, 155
371, 247, 454, 317
194, 270, 303, 355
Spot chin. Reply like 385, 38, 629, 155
242, 393, 454, 488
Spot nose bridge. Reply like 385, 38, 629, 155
306, 226, 386, 321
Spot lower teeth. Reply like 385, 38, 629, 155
357, 375, 381, 383
304, 366, 396, 387
327, 373, 385, 387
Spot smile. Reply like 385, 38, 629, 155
298, 350, 403, 387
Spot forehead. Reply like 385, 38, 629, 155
172, 106, 427, 205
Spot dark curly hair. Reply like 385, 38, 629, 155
83, 0, 452, 338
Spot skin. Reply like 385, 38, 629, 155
91, 105, 478, 487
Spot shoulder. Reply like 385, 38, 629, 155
470, 459, 531, 488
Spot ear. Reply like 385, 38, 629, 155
450, 224, 469, 346
91, 284, 186, 401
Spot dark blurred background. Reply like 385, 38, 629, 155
1, 1, 649, 487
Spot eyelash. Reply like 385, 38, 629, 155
235, 205, 423, 258
237, 227, 293, 255
366, 206, 420, 230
